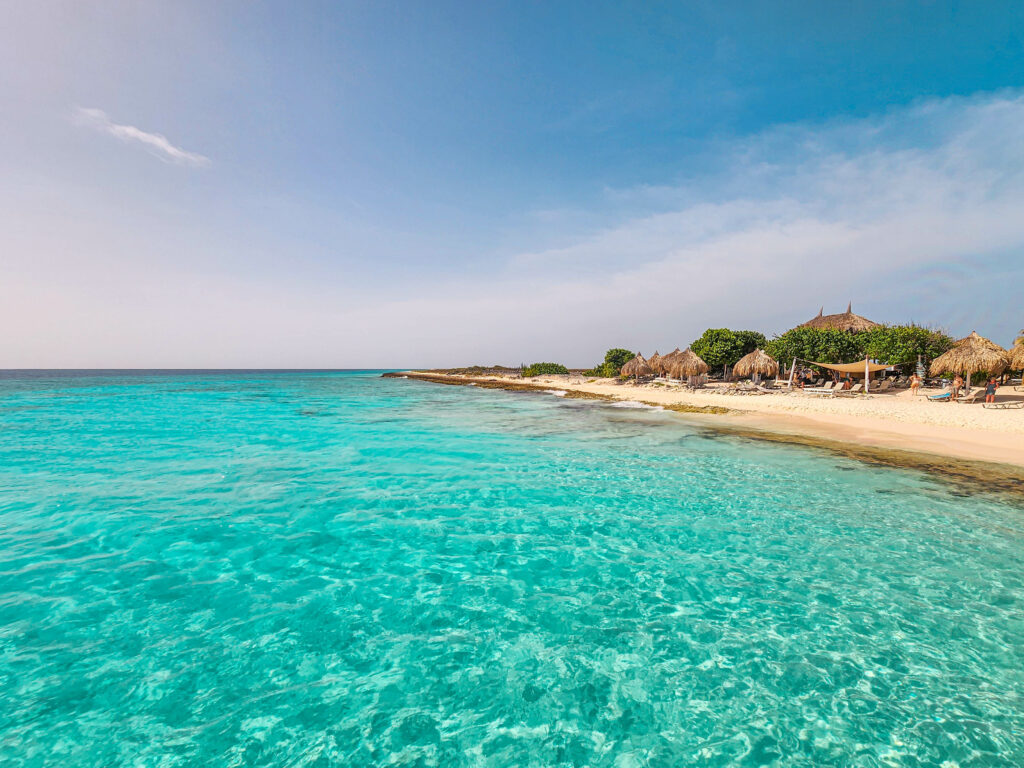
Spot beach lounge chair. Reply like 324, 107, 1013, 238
956, 389, 984, 404
983, 401, 1024, 409
928, 391, 952, 402
804, 382, 836, 396
835, 383, 863, 396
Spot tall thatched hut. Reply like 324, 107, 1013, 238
798, 303, 880, 333
733, 349, 779, 381
621, 353, 653, 380
929, 331, 1008, 382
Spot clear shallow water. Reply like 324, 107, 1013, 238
1, 371, 1023, 768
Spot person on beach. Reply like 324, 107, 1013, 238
985, 377, 998, 404
909, 373, 922, 396
952, 374, 964, 401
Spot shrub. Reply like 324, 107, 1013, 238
584, 348, 635, 377
522, 362, 569, 377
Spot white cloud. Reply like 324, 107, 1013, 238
325, 91, 1024, 364
73, 107, 209, 167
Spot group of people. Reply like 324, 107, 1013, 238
909, 372, 1000, 403
789, 370, 1004, 403
949, 374, 999, 402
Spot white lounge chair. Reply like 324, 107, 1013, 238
805, 382, 836, 396
956, 388, 984, 404
835, 383, 863, 396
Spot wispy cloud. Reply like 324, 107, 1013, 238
73, 107, 209, 167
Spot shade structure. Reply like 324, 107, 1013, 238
732, 349, 779, 379
813, 359, 890, 376
797, 303, 880, 333
929, 331, 1008, 378
1009, 343, 1024, 372
659, 348, 684, 371
667, 348, 709, 379
659, 348, 684, 364
655, 348, 679, 376
647, 351, 664, 374
620, 353, 653, 379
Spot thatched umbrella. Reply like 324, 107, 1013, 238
647, 351, 664, 375
929, 331, 1008, 384
667, 348, 709, 382
1007, 342, 1024, 372
732, 349, 779, 382
660, 348, 684, 371
620, 353, 653, 381
798, 302, 880, 333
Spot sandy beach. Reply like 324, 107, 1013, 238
401, 371, 1024, 472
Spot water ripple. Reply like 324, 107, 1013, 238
1, 371, 1023, 766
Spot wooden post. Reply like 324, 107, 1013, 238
788, 358, 797, 388
864, 357, 870, 394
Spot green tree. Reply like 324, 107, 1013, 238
690, 328, 744, 369
602, 348, 635, 372
584, 348, 635, 377
522, 362, 569, 377
859, 325, 954, 366
766, 327, 865, 366
734, 330, 769, 357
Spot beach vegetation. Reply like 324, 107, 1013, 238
522, 362, 569, 377
690, 329, 768, 369
766, 327, 864, 365
690, 329, 744, 369
767, 324, 955, 370
860, 325, 954, 366
734, 330, 769, 356
584, 348, 635, 377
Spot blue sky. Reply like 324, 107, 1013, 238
2, 1, 1023, 366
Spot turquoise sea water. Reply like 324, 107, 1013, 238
2, 371, 1023, 767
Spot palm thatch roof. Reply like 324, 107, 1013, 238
660, 348, 684, 369
798, 303, 880, 333
667, 348, 709, 378
929, 331, 1008, 377
621, 353, 653, 378
732, 349, 779, 378
1006, 342, 1024, 372
647, 351, 664, 374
